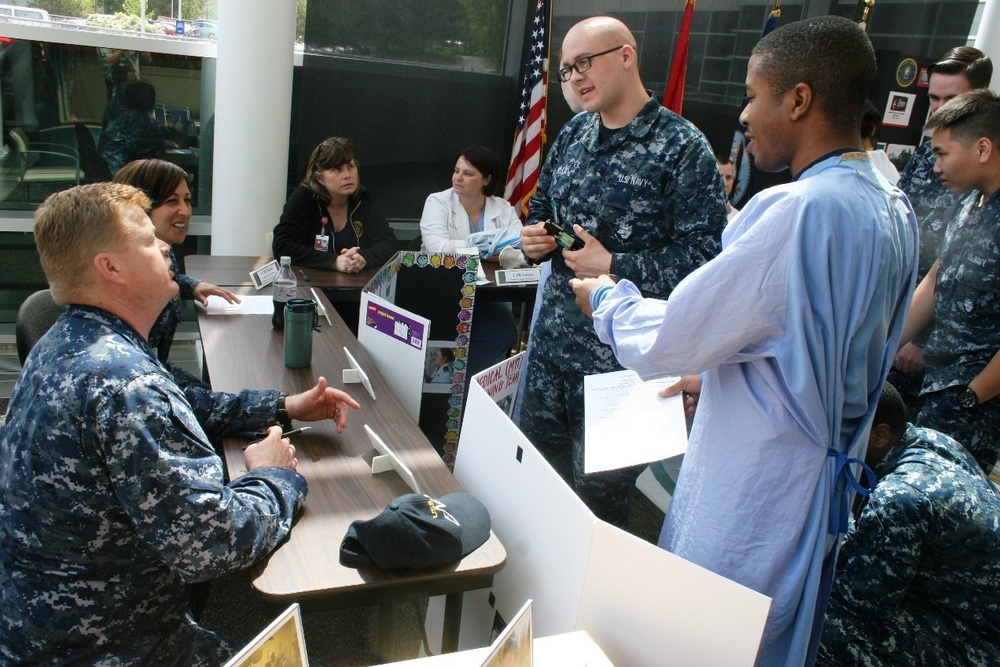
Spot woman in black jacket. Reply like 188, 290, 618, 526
272, 137, 398, 272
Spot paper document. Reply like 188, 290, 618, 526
204, 295, 273, 315
583, 370, 688, 473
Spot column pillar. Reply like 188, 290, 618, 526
210, 0, 296, 255
975, 0, 1000, 89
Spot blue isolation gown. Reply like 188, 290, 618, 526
591, 153, 918, 666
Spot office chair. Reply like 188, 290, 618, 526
15, 289, 65, 365
7, 127, 82, 202
75, 122, 112, 183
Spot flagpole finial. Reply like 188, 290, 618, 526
856, 0, 876, 29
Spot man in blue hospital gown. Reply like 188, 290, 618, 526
570, 16, 918, 667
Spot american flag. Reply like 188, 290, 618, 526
504, 0, 550, 220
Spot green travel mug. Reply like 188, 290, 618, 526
283, 298, 319, 368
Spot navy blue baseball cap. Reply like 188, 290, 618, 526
340, 493, 491, 569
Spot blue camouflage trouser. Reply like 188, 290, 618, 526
918, 385, 1000, 474
518, 351, 644, 528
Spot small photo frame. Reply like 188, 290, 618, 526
423, 341, 459, 394
223, 603, 308, 667
482, 599, 533, 667
882, 92, 916, 128
250, 259, 280, 290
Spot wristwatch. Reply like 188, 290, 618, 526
957, 385, 979, 410
275, 393, 293, 430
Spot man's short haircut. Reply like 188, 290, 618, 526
33, 183, 151, 304
925, 89, 1000, 148
860, 99, 881, 141
873, 381, 908, 442
932, 46, 993, 90
751, 15, 875, 133
713, 149, 732, 165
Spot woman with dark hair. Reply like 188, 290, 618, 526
113, 159, 238, 366
419, 145, 522, 254
272, 136, 398, 273
420, 146, 521, 377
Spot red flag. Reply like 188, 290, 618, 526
504, 0, 550, 221
663, 0, 695, 114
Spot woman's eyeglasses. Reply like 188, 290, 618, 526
556, 45, 625, 83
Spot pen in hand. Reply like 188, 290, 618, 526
299, 270, 310, 282
243, 426, 312, 449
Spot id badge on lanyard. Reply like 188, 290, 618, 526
315, 215, 330, 251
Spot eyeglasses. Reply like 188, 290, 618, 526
557, 45, 625, 83
320, 137, 350, 149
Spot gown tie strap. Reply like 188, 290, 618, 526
827, 448, 877, 535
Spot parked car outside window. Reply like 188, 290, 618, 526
192, 19, 217, 39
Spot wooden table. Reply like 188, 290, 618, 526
196, 284, 506, 660
184, 255, 376, 301
184, 254, 539, 304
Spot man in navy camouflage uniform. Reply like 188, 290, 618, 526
891, 47, 992, 418
897, 88, 1000, 475
0, 183, 360, 665
519, 16, 727, 526
817, 382, 1000, 665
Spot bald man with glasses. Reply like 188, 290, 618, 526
518, 16, 727, 527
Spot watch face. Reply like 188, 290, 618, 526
958, 388, 978, 409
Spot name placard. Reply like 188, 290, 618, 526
249, 260, 280, 290
495, 268, 541, 286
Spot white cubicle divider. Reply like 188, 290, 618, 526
357, 292, 429, 422
442, 372, 771, 667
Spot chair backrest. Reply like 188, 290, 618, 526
8, 127, 29, 153
265, 231, 274, 256
16, 289, 65, 365
75, 122, 112, 183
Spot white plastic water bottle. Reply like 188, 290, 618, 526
271, 255, 297, 330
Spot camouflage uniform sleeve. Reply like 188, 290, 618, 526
183, 385, 283, 442
100, 375, 306, 582
617, 134, 726, 297
176, 272, 201, 300
829, 478, 931, 617
525, 119, 575, 241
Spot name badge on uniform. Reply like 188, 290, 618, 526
315, 235, 329, 251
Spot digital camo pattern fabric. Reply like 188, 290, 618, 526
0, 305, 307, 665
897, 141, 963, 279
818, 424, 1000, 666
148, 249, 200, 364
524, 96, 727, 376
918, 190, 1000, 472
519, 95, 727, 525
